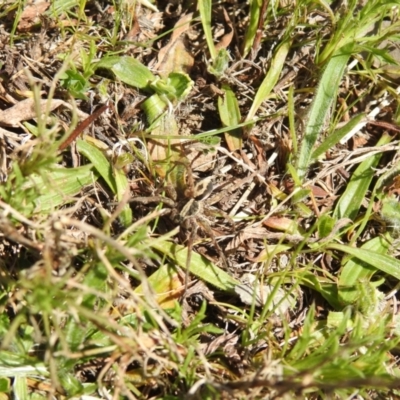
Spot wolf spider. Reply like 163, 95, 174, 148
130, 161, 232, 276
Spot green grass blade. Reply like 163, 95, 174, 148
338, 235, 390, 305
242, 0, 262, 58
311, 113, 366, 160
317, 1, 383, 65
197, 0, 217, 60
297, 44, 353, 180
288, 85, 297, 155
246, 39, 291, 123
333, 132, 393, 220
77, 139, 117, 194
329, 242, 400, 280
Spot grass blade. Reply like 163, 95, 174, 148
297, 44, 353, 180
329, 242, 400, 280
333, 132, 392, 220
311, 113, 366, 160
242, 0, 263, 58
246, 39, 291, 123
338, 235, 390, 305
197, 0, 217, 60
113, 167, 133, 227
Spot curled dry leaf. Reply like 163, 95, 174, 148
263, 216, 300, 234
154, 13, 194, 77
215, 7, 234, 51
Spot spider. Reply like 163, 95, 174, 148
130, 159, 233, 281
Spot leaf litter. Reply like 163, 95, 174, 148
1, 1, 400, 398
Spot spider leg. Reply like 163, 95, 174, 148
205, 205, 236, 232
183, 216, 198, 294
196, 215, 229, 269
129, 196, 176, 209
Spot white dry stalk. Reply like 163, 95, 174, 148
313, 142, 400, 182
339, 84, 400, 144
229, 181, 256, 218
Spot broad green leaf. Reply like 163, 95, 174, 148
218, 83, 242, 151
134, 263, 184, 309
46, 0, 78, 16
297, 44, 353, 180
355, 159, 400, 240
338, 235, 390, 305
0, 351, 47, 372
153, 241, 239, 292
142, 94, 168, 125
166, 72, 193, 101
95, 56, 155, 90
142, 97, 180, 178
31, 164, 97, 213
58, 371, 84, 397
64, 317, 86, 352
81, 262, 109, 309
150, 72, 193, 103
333, 132, 392, 220
329, 242, 400, 280
326, 311, 352, 329
77, 139, 117, 194
246, 39, 291, 122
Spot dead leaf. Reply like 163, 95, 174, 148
183, 140, 219, 172
17, 1, 50, 32
215, 8, 234, 51
309, 185, 330, 198
0, 98, 88, 127
263, 216, 298, 233
155, 13, 194, 77
147, 113, 181, 178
